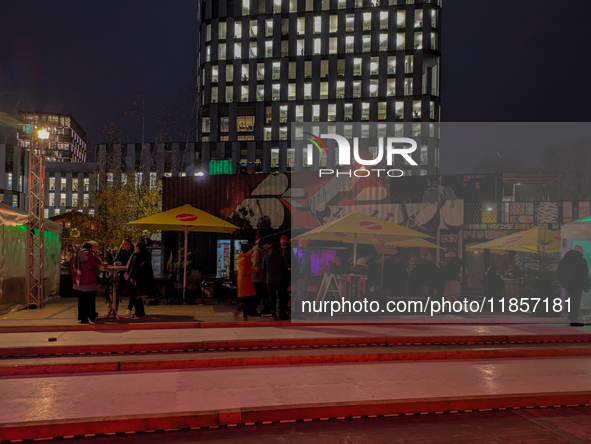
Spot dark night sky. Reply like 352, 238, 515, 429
1, 0, 591, 171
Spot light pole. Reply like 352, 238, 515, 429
26, 127, 49, 309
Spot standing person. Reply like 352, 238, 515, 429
232, 244, 259, 321
442, 250, 462, 306
250, 241, 266, 317
124, 242, 155, 320
296, 239, 312, 312
482, 266, 504, 311
71, 241, 105, 324
503, 262, 524, 280
412, 252, 438, 296
386, 255, 408, 296
114, 239, 135, 316
279, 235, 295, 314
263, 242, 288, 320
557, 245, 590, 326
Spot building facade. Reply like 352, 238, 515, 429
198, 0, 441, 174
0, 144, 27, 210
17, 112, 87, 163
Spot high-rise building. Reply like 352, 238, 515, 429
17, 111, 87, 163
197, 0, 441, 174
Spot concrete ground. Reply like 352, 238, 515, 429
55, 407, 591, 444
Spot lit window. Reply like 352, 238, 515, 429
219, 43, 227, 59
279, 126, 287, 141
405, 55, 413, 73
313, 38, 321, 55
431, 32, 437, 50
321, 60, 328, 78
241, 85, 249, 102
328, 104, 336, 122
330, 15, 338, 32
243, 0, 250, 15
272, 61, 281, 80
235, 43, 242, 58
274, 0, 282, 13
250, 42, 258, 58
345, 36, 354, 53
414, 9, 423, 28
312, 104, 320, 122
421, 145, 428, 165
272, 83, 280, 100
281, 40, 289, 56
379, 34, 388, 51
353, 81, 361, 98
257, 84, 265, 101
242, 64, 249, 81
338, 0, 346, 9
344, 103, 353, 121
206, 24, 211, 41
336, 81, 345, 98
363, 12, 371, 31
405, 78, 413, 95
304, 83, 312, 99
396, 101, 404, 119
219, 22, 227, 39
362, 35, 371, 52
280, 105, 288, 123
337, 59, 345, 76
264, 127, 272, 140
414, 33, 423, 49
266, 19, 273, 36
72, 194, 78, 207
288, 83, 296, 100
305, 61, 312, 78
370, 57, 379, 75
306, 0, 313, 10
369, 79, 378, 97
346, 14, 354, 32
378, 102, 387, 120
290, 0, 297, 12
329, 37, 337, 54
212, 66, 219, 83
387, 79, 396, 96
226, 65, 233, 82
388, 56, 396, 74
361, 103, 369, 120
235, 22, 242, 39
226, 86, 234, 102
430, 100, 435, 119
380, 11, 388, 29
397, 11, 406, 28
431, 10, 437, 28
297, 39, 305, 55
296, 105, 304, 122
271, 148, 279, 168
397, 33, 405, 50
289, 61, 296, 79
265, 40, 273, 57
320, 82, 328, 99
353, 58, 362, 76
257, 63, 264, 80
314, 16, 322, 33
250, 20, 258, 37
297, 17, 305, 35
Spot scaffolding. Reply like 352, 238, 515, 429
26, 138, 46, 308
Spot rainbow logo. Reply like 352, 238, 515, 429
303, 132, 328, 156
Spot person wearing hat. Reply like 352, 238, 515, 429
71, 241, 106, 324
557, 245, 590, 326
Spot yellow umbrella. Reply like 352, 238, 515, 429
293, 212, 431, 265
387, 238, 443, 249
130, 205, 239, 302
466, 227, 561, 253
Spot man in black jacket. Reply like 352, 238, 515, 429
115, 239, 135, 316
262, 242, 288, 320
557, 245, 590, 326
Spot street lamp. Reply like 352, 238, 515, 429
26, 126, 49, 309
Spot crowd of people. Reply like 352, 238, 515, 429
233, 235, 299, 321
71, 239, 155, 323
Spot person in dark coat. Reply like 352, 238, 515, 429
71, 241, 105, 324
411, 252, 438, 296
442, 250, 462, 303
114, 239, 135, 316
503, 262, 524, 280
263, 242, 288, 320
557, 245, 590, 326
125, 242, 155, 319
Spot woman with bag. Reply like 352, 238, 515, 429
71, 241, 106, 324
124, 242, 155, 319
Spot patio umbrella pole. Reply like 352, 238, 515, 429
353, 237, 358, 266
183, 228, 188, 304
